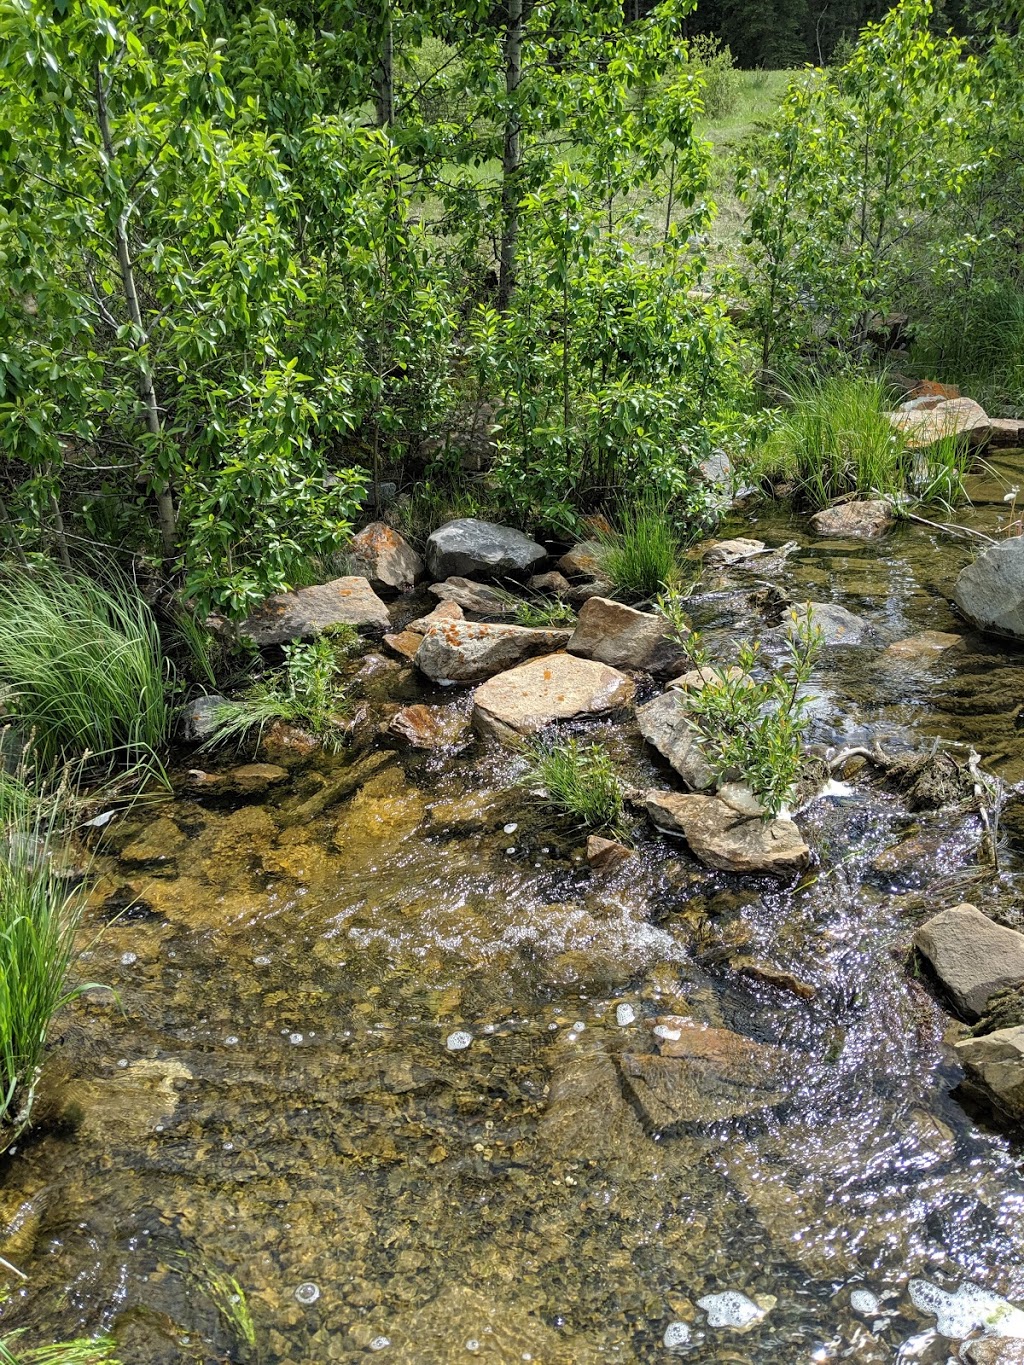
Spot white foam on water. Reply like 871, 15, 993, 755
615, 1003, 636, 1027
697, 1291, 765, 1328
850, 1289, 881, 1316
446, 1030, 472, 1051
909, 1279, 1024, 1339
663, 1320, 691, 1348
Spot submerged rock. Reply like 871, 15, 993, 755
472, 652, 634, 740
880, 630, 962, 667
348, 521, 423, 592
646, 790, 809, 876
702, 537, 765, 567
228, 762, 289, 795
428, 576, 517, 616
914, 903, 1024, 1019
415, 621, 571, 684
388, 703, 468, 750
240, 576, 390, 645
955, 1026, 1024, 1123
567, 595, 687, 675
954, 538, 1024, 641
586, 834, 633, 873
788, 601, 873, 646
636, 692, 715, 790
810, 499, 893, 539
119, 817, 187, 866
425, 518, 546, 580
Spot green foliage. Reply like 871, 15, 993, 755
0, 1337, 121, 1365
522, 738, 624, 832
597, 504, 682, 600
913, 289, 1024, 413
0, 572, 169, 771
205, 635, 349, 750
688, 35, 737, 121
682, 611, 822, 818
512, 596, 576, 628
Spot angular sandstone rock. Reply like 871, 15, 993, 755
914, 902, 1024, 1019
889, 396, 992, 449
954, 538, 1024, 641
567, 595, 686, 676
472, 652, 634, 740
557, 541, 605, 579
955, 1025, 1024, 1124
702, 537, 765, 567
240, 576, 390, 645
428, 577, 516, 617
415, 621, 570, 684
406, 599, 464, 633
636, 691, 715, 790
646, 790, 809, 876
347, 521, 423, 591
586, 835, 633, 873
388, 703, 468, 750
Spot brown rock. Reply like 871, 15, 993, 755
240, 576, 390, 646
566, 578, 614, 604
416, 622, 571, 684
809, 499, 892, 539
889, 396, 992, 449
586, 835, 632, 872
955, 1025, 1024, 1124
348, 521, 423, 591
229, 762, 289, 795
259, 719, 320, 765
879, 630, 962, 666
567, 595, 687, 676
473, 652, 634, 740
702, 537, 765, 567
988, 418, 1024, 448
965, 1336, 1024, 1364
557, 541, 604, 579
909, 379, 961, 400
735, 958, 816, 1000
406, 599, 464, 633
427, 577, 516, 616
646, 791, 809, 876
383, 629, 423, 662
528, 570, 571, 596
388, 704, 468, 750
119, 817, 186, 866
914, 902, 1024, 1019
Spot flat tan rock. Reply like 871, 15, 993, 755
416, 621, 571, 683
406, 599, 464, 633
810, 499, 892, 539
586, 834, 632, 872
427, 577, 516, 616
382, 629, 422, 662
473, 652, 634, 741
955, 1025, 1024, 1124
702, 537, 765, 567
889, 396, 992, 449
388, 703, 468, 750
240, 576, 390, 645
646, 790, 809, 876
914, 902, 1024, 1018
880, 630, 962, 666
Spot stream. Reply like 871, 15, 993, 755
2, 466, 1024, 1363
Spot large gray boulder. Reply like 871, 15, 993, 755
425, 518, 546, 580
415, 622, 570, 684
567, 596, 687, 676
240, 576, 390, 645
955, 1026, 1024, 1125
472, 652, 634, 741
646, 790, 809, 876
914, 903, 1024, 1019
636, 691, 714, 790
953, 538, 1024, 641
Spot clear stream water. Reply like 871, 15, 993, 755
3, 464, 1024, 1363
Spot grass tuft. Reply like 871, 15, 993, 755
204, 636, 349, 753
597, 504, 681, 600
521, 737, 623, 831
0, 1336, 121, 1365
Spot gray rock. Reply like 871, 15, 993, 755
182, 693, 227, 742
347, 522, 423, 592
889, 396, 992, 449
567, 596, 687, 676
415, 622, 571, 684
528, 570, 571, 596
914, 902, 1024, 1019
955, 1025, 1024, 1125
240, 576, 390, 645
789, 601, 872, 646
954, 538, 1024, 641
809, 500, 892, 539
425, 518, 546, 580
646, 790, 809, 876
702, 537, 765, 567
472, 652, 634, 741
428, 577, 516, 617
636, 692, 715, 790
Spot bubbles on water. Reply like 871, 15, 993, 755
615, 1003, 636, 1027
850, 1289, 880, 1316
465, 1339, 480, 1351
368, 1336, 390, 1351
294, 1282, 320, 1305
503, 823, 518, 834
446, 1031, 472, 1051
225, 1035, 239, 1046
116, 1058, 129, 1069
289, 1033, 304, 1045
697, 1291, 769, 1329
253, 954, 271, 966
653, 1023, 682, 1041
663, 1320, 691, 1349
572, 1021, 585, 1031
120, 952, 137, 966
908, 1278, 1024, 1339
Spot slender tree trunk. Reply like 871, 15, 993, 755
497, 0, 524, 312
375, 2, 395, 127
0, 489, 29, 568
94, 63, 177, 561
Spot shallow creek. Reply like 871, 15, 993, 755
4, 475, 1024, 1363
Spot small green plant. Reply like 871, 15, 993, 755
175, 1255, 258, 1360
0, 1336, 121, 1365
598, 504, 681, 600
521, 738, 623, 832
681, 610, 822, 817
0, 571, 170, 772
512, 596, 576, 628
204, 636, 349, 751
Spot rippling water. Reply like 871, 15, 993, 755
2, 485, 1024, 1363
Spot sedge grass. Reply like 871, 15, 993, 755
0, 571, 170, 772
597, 504, 681, 600
204, 637, 349, 753
0, 1337, 121, 1365
522, 738, 624, 832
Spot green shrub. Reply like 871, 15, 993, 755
204, 636, 349, 751
0, 572, 170, 772
690, 35, 736, 121
598, 504, 681, 600
912, 289, 1024, 414
522, 738, 623, 832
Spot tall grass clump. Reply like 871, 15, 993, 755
914, 289, 1024, 414
0, 571, 169, 771
522, 738, 623, 832
598, 504, 681, 600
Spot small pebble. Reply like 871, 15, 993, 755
446, 1031, 472, 1051
503, 823, 518, 834
615, 1003, 636, 1027
294, 1282, 320, 1305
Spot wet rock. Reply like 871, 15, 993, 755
871, 825, 970, 884
909, 1278, 1024, 1340
388, 703, 468, 750
955, 1026, 1024, 1123
914, 902, 1024, 1018
668, 664, 746, 692
239, 575, 390, 645
472, 652, 634, 740
734, 957, 816, 1000
702, 537, 765, 567
348, 521, 423, 592
954, 538, 1024, 641
425, 790, 516, 834
425, 518, 546, 580
988, 418, 1024, 448
646, 791, 810, 876
228, 762, 289, 795
416, 621, 571, 684
880, 630, 962, 666
567, 596, 687, 675
182, 693, 227, 742
966, 1338, 1024, 1364
890, 396, 992, 449
528, 570, 571, 595
618, 1018, 791, 1124
586, 834, 633, 872
407, 598, 464, 633
382, 629, 423, 662
557, 540, 604, 579
119, 817, 187, 866
636, 692, 715, 790
66, 1059, 192, 1142
810, 499, 893, 539
258, 718, 320, 765
427, 577, 516, 617
542, 1038, 652, 1170
789, 600, 873, 646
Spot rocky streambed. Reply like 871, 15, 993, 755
3, 491, 1024, 1363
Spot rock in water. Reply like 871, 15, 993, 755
586, 835, 632, 872
567, 595, 687, 675
696, 1291, 772, 1330
182, 693, 227, 742
908, 1279, 1024, 1340
787, 601, 872, 646
889, 396, 992, 449
914, 902, 1024, 1019
428, 577, 517, 616
954, 538, 1024, 641
415, 622, 571, 684
955, 1026, 1024, 1124
388, 704, 468, 750
879, 630, 962, 667
240, 576, 390, 645
472, 652, 634, 740
636, 691, 715, 790
702, 537, 765, 567
646, 790, 809, 876
348, 522, 423, 591
425, 518, 547, 579
810, 499, 893, 539
966, 1339, 1024, 1364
